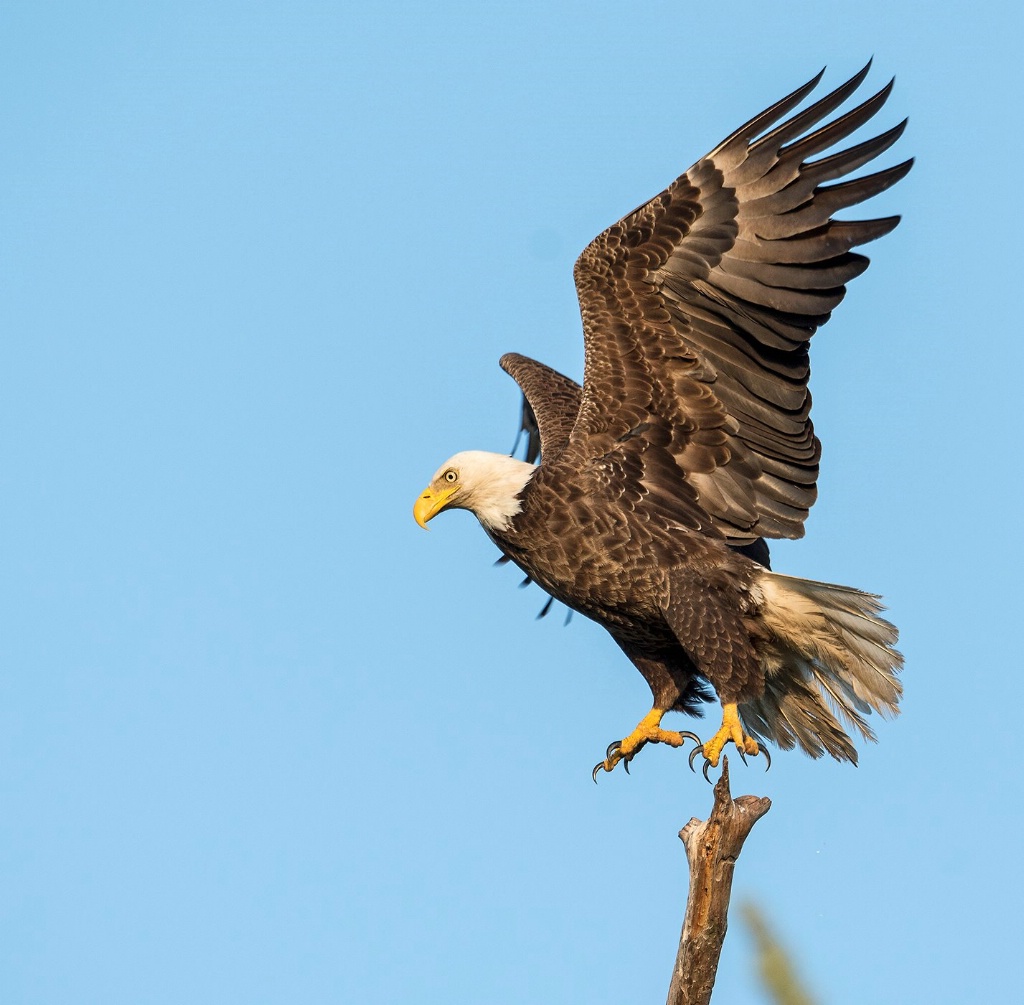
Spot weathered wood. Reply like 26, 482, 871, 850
666, 758, 771, 1005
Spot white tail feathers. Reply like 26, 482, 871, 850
743, 572, 904, 763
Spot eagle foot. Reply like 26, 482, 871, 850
687, 702, 770, 783
591, 708, 701, 782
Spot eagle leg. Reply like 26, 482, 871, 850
591, 707, 701, 781
688, 702, 769, 782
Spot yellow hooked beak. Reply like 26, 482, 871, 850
413, 484, 457, 529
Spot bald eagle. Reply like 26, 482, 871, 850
415, 65, 908, 778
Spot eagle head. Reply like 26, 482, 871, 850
414, 450, 535, 533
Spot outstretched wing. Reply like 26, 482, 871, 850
500, 352, 582, 463
563, 63, 911, 543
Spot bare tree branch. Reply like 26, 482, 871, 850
666, 757, 771, 1005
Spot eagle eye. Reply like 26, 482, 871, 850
443, 469, 458, 484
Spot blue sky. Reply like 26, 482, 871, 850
2, 2, 1022, 1003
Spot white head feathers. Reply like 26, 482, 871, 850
427, 450, 536, 532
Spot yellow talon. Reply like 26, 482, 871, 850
593, 708, 699, 780
702, 702, 759, 767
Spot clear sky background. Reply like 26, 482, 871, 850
2, 2, 1022, 1003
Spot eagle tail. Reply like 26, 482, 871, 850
742, 572, 903, 763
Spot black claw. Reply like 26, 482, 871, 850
761, 747, 771, 772
738, 747, 749, 766
592, 762, 604, 784
679, 731, 703, 747
688, 746, 702, 773
702, 759, 713, 784
622, 757, 630, 775
606, 740, 621, 759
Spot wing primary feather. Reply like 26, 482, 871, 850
709, 68, 826, 167
719, 252, 869, 291
739, 120, 908, 219
748, 61, 875, 158
775, 78, 896, 164
728, 216, 901, 265
801, 120, 908, 186
816, 157, 915, 209
751, 159, 913, 240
